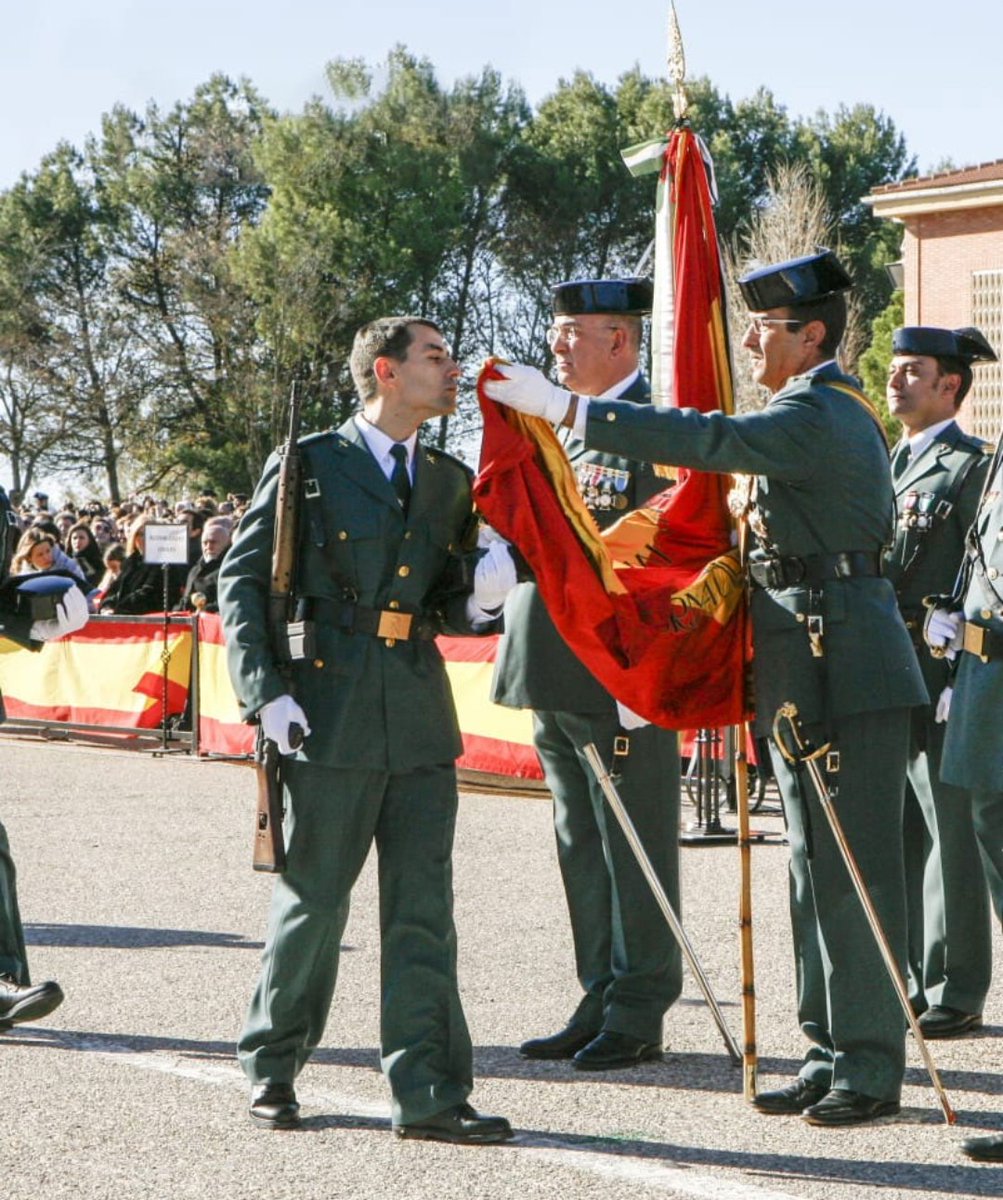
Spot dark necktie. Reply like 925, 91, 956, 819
892, 443, 911, 480
390, 443, 411, 515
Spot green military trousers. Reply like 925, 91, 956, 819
532, 710, 682, 1045
903, 708, 991, 1016
237, 760, 473, 1125
972, 789, 1003, 924
0, 820, 27, 982
770, 707, 910, 1102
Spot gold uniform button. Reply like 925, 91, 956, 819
388, 600, 400, 610
338, 530, 348, 541
990, 568, 999, 580
313, 659, 324, 669
795, 613, 806, 623
398, 565, 410, 577
385, 638, 396, 648
404, 530, 413, 540
982, 609, 993, 620
606, 412, 616, 422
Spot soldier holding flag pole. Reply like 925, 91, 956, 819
484, 247, 933, 1126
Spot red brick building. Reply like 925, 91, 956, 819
866, 161, 1003, 439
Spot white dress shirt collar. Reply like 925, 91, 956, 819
353, 413, 418, 481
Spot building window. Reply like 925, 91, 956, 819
971, 271, 1003, 440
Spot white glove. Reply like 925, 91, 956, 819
482, 363, 573, 424
934, 686, 953, 724
259, 694, 311, 755
30, 586, 90, 641
472, 539, 518, 612
924, 607, 963, 659
616, 700, 650, 730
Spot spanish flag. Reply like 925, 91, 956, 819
475, 126, 748, 730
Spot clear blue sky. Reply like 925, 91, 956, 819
3, 0, 999, 191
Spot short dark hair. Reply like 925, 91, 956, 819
790, 292, 847, 358
349, 317, 442, 402
933, 355, 972, 406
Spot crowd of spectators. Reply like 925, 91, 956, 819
6, 487, 246, 615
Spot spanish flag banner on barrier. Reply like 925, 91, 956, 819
474, 126, 749, 731
0, 615, 544, 779
0, 618, 191, 727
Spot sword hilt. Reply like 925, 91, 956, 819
771, 701, 832, 766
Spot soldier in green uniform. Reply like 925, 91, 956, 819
925, 424, 1003, 1163
884, 326, 996, 1039
219, 317, 514, 1144
485, 250, 928, 1126
0, 525, 89, 1031
492, 278, 682, 1072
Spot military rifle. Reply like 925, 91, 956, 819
253, 380, 312, 873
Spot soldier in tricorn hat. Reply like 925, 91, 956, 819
492, 276, 684, 1072
883, 325, 997, 1044
486, 250, 928, 1125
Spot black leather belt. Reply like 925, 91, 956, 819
310, 597, 439, 642
962, 621, 1003, 663
748, 551, 882, 590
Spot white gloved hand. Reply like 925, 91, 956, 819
616, 700, 650, 730
924, 607, 963, 659
934, 686, 953, 724
482, 363, 573, 424
259, 694, 311, 755
30, 585, 90, 641
472, 539, 519, 612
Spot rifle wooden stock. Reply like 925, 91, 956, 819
253, 736, 287, 874
252, 380, 305, 873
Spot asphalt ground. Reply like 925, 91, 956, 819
2, 737, 1002, 1199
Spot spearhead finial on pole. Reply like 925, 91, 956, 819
668, 1, 689, 122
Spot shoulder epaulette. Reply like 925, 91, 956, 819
298, 428, 338, 448
419, 444, 474, 479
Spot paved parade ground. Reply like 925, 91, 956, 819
3, 737, 1003, 1200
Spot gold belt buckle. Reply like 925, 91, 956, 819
377, 610, 413, 640
963, 621, 990, 662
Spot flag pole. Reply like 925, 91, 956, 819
667, 0, 758, 1099
733, 517, 758, 1101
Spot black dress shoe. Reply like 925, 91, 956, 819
571, 1031, 663, 1071
917, 1005, 983, 1039
249, 1082, 300, 1129
0, 975, 63, 1029
962, 1132, 1003, 1162
519, 1022, 598, 1060
394, 1102, 514, 1145
802, 1088, 900, 1126
753, 1077, 828, 1115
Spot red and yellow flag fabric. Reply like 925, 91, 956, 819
474, 125, 749, 730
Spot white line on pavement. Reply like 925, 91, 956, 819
49, 1029, 800, 1200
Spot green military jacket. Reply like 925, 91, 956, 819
492, 374, 672, 712
584, 361, 928, 735
883, 421, 990, 701
219, 418, 479, 771
942, 446, 1003, 789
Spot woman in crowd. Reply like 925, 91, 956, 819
65, 523, 105, 591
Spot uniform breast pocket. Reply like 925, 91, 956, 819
321, 504, 385, 584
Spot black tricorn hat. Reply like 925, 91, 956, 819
892, 325, 998, 364
552, 277, 654, 316
738, 249, 852, 311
